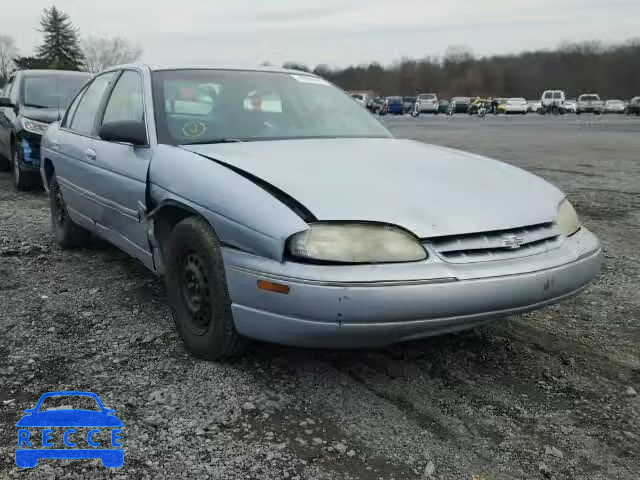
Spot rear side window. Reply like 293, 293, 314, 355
69, 72, 117, 135
63, 85, 87, 128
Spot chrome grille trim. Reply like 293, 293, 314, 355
425, 223, 563, 264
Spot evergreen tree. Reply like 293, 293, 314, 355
35, 6, 84, 70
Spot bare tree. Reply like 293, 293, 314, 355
82, 36, 142, 73
0, 35, 18, 86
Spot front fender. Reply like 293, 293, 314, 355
148, 145, 309, 261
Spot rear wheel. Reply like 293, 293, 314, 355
49, 173, 91, 248
165, 217, 247, 360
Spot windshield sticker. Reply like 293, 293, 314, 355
183, 121, 207, 138
290, 75, 330, 86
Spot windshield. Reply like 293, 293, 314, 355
22, 75, 88, 109
418, 94, 436, 100
152, 69, 391, 145
579, 95, 599, 101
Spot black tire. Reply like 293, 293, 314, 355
12, 146, 35, 191
0, 150, 9, 172
165, 217, 247, 360
49, 173, 91, 248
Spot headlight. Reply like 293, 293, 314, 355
556, 199, 580, 236
288, 223, 427, 264
21, 117, 50, 135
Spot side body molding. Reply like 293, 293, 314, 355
147, 144, 310, 261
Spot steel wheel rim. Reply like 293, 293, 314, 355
180, 251, 211, 335
54, 186, 66, 224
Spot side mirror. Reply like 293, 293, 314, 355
0, 97, 14, 108
99, 121, 147, 146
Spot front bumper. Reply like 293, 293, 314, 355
419, 103, 438, 112
223, 228, 601, 348
19, 133, 42, 171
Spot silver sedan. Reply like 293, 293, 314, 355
40, 64, 601, 359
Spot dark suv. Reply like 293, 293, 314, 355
0, 70, 90, 189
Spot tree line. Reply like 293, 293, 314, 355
286, 40, 640, 99
0, 6, 142, 87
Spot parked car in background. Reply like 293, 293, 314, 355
350, 93, 368, 107
576, 94, 604, 114
561, 99, 577, 113
449, 96, 471, 113
367, 97, 385, 114
604, 99, 625, 114
0, 69, 90, 189
402, 96, 417, 113
625, 96, 640, 115
41, 64, 601, 360
386, 96, 405, 115
438, 98, 450, 113
416, 93, 439, 114
497, 98, 528, 114
527, 100, 542, 113
541, 90, 565, 113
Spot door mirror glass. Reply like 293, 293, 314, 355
99, 121, 147, 146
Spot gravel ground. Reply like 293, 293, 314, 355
1, 114, 639, 479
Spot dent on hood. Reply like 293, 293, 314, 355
181, 138, 564, 238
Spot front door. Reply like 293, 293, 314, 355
90, 69, 153, 267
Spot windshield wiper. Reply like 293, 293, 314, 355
183, 138, 246, 145
23, 103, 49, 109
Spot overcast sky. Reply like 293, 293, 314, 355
2, 0, 639, 68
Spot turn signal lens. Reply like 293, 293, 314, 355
257, 280, 290, 294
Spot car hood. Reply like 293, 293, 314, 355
16, 410, 123, 427
21, 106, 63, 124
182, 138, 564, 238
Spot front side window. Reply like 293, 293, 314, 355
69, 72, 117, 135
101, 70, 144, 125
152, 69, 391, 145
22, 74, 88, 109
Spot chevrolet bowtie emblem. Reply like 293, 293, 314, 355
502, 234, 525, 249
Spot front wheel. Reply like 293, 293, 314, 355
13, 147, 35, 191
165, 217, 247, 360
49, 173, 91, 248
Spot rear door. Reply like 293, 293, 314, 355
0, 74, 19, 158
54, 71, 118, 225
90, 69, 153, 267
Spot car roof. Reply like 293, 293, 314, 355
107, 62, 319, 77
18, 70, 91, 78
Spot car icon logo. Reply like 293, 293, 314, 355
15, 391, 123, 469
502, 234, 525, 249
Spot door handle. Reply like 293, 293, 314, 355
85, 148, 97, 161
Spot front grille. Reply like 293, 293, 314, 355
425, 222, 562, 264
